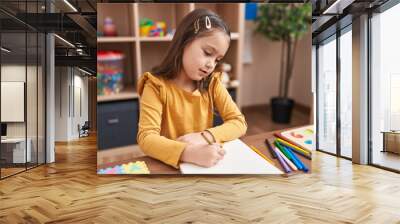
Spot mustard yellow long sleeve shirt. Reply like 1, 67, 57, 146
137, 72, 247, 168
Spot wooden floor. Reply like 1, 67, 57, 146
0, 167, 26, 178
372, 150, 400, 171
1, 135, 400, 223
242, 104, 311, 136
1, 107, 400, 223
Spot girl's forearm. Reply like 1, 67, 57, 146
206, 116, 247, 143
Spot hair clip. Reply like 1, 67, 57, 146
194, 18, 200, 34
205, 16, 211, 29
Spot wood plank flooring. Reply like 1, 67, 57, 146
1, 107, 399, 223
372, 151, 400, 171
1, 137, 400, 223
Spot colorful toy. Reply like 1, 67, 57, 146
140, 18, 167, 37
140, 18, 154, 37
98, 161, 150, 174
103, 17, 117, 36
152, 21, 167, 37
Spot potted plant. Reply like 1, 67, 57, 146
255, 4, 311, 123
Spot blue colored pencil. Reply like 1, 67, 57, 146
282, 146, 303, 170
285, 146, 303, 170
286, 146, 309, 172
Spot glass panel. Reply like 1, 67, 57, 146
25, 0, 39, 170
317, 35, 337, 154
0, 1, 46, 178
339, 28, 352, 158
1, 30, 27, 177
27, 30, 38, 169
371, 4, 400, 171
38, 32, 45, 165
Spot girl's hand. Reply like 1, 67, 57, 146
177, 131, 217, 145
180, 144, 226, 168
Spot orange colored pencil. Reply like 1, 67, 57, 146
249, 145, 274, 164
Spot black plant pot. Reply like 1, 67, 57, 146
270, 97, 295, 124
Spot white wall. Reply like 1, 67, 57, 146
241, 21, 312, 108
55, 67, 89, 141
1, 65, 26, 81
55, 67, 69, 141
1, 65, 34, 137
72, 72, 89, 138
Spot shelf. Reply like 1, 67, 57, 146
138, 32, 238, 42
97, 86, 139, 103
139, 35, 173, 42
97, 37, 136, 43
97, 34, 237, 43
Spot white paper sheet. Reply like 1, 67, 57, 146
179, 139, 283, 174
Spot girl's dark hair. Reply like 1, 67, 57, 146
151, 8, 231, 91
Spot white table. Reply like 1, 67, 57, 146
1, 138, 32, 163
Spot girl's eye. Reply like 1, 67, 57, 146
204, 50, 212, 56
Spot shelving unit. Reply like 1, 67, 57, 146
97, 3, 244, 106
97, 3, 245, 150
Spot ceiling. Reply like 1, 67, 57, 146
312, 0, 390, 43
0, 0, 96, 73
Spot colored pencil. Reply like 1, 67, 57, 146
273, 147, 291, 173
285, 147, 309, 172
276, 137, 310, 155
274, 132, 311, 154
275, 141, 303, 170
274, 141, 292, 161
275, 138, 311, 159
264, 139, 277, 158
274, 132, 312, 154
249, 145, 274, 164
279, 144, 303, 170
201, 132, 213, 145
289, 145, 312, 160
283, 146, 303, 170
274, 147, 298, 171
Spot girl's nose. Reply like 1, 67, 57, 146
205, 61, 214, 70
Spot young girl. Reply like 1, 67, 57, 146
137, 9, 247, 169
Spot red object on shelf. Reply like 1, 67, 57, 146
97, 50, 124, 61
